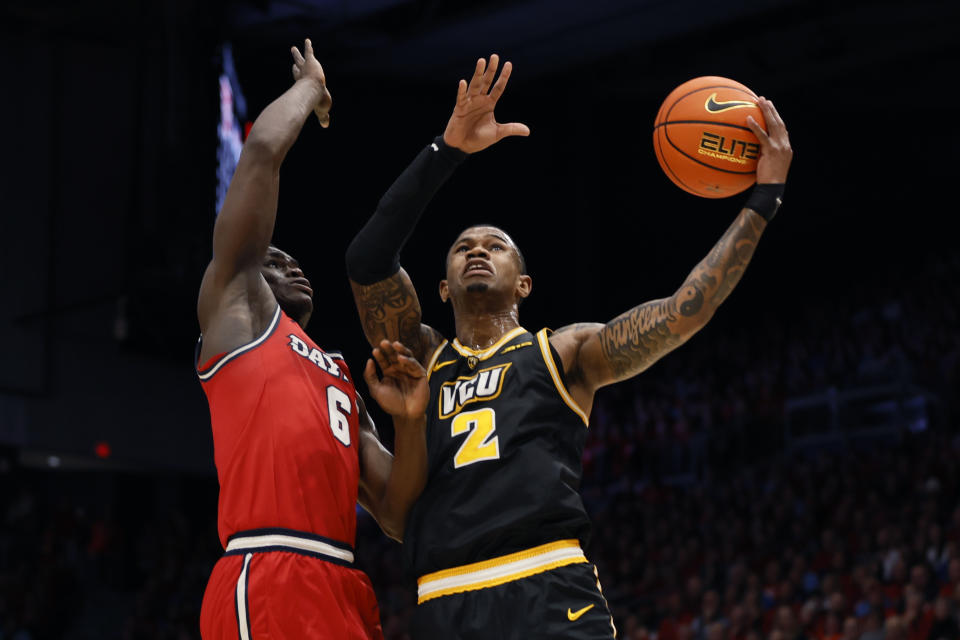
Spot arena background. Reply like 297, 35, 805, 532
1, 0, 958, 637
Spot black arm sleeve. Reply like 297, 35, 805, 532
345, 136, 468, 285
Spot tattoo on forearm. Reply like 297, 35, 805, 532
599, 210, 764, 379
693, 210, 763, 309
600, 299, 682, 377
355, 274, 424, 348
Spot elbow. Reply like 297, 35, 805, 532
344, 236, 366, 278
697, 305, 718, 328
686, 308, 716, 337
345, 235, 400, 285
674, 286, 719, 329
240, 130, 285, 169
385, 527, 404, 543
671, 304, 716, 344
379, 513, 405, 543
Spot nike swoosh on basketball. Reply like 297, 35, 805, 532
704, 93, 755, 113
567, 604, 595, 621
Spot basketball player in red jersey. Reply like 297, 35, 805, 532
345, 55, 792, 638
196, 40, 428, 639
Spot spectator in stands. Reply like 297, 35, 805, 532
926, 596, 959, 640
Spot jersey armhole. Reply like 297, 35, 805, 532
197, 346, 228, 372
424, 340, 449, 382
196, 305, 282, 381
536, 328, 589, 426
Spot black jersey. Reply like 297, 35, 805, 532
402, 327, 593, 577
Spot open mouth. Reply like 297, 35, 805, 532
464, 261, 493, 277
290, 278, 313, 295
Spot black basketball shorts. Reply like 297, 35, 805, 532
411, 541, 615, 640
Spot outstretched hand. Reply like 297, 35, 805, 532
363, 340, 429, 421
442, 54, 530, 153
290, 38, 332, 128
747, 97, 792, 183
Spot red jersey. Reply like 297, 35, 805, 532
197, 305, 360, 549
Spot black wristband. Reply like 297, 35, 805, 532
745, 183, 785, 222
432, 135, 469, 163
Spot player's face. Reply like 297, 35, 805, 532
261, 247, 313, 325
442, 226, 528, 303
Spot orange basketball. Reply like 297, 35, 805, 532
653, 76, 766, 198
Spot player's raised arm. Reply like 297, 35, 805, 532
356, 340, 429, 542
198, 39, 331, 330
552, 98, 792, 409
345, 54, 529, 364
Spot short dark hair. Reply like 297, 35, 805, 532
445, 224, 527, 275
514, 243, 528, 275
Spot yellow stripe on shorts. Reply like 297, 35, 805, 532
416, 539, 587, 604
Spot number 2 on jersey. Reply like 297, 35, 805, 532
451, 408, 500, 468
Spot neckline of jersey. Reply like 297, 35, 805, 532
450, 326, 528, 360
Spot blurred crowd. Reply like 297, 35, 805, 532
584, 251, 959, 485
0, 473, 219, 640
1, 251, 957, 638
586, 434, 960, 640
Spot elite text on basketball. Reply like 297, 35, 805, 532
698, 132, 759, 164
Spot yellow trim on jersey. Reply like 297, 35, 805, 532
425, 340, 449, 382
432, 359, 458, 373
536, 329, 590, 426
416, 540, 586, 604
501, 340, 533, 354
450, 326, 527, 360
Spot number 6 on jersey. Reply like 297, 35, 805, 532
451, 408, 500, 468
327, 385, 352, 446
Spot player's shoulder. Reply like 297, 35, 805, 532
417, 324, 448, 365
197, 269, 278, 362
547, 323, 605, 346
199, 262, 273, 326
545, 323, 605, 381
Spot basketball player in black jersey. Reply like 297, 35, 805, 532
345, 55, 792, 639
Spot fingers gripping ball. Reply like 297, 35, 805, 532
653, 76, 767, 198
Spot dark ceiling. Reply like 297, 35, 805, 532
6, 0, 954, 83
221, 0, 953, 82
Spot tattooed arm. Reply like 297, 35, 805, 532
551, 211, 765, 405
551, 97, 792, 414
349, 271, 445, 366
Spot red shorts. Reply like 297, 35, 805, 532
200, 529, 383, 640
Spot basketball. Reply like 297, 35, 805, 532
653, 76, 766, 198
